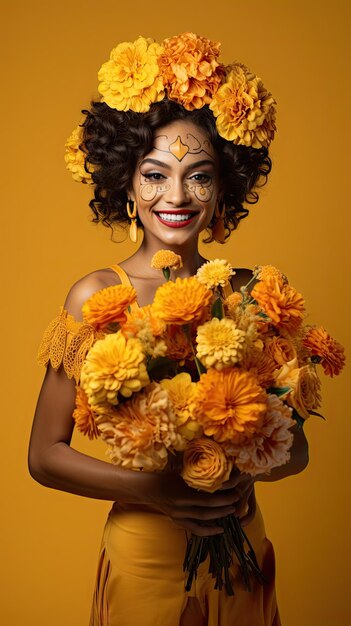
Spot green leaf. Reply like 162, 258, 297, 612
291, 408, 305, 429
211, 297, 223, 320
162, 267, 171, 282
308, 410, 326, 420
267, 386, 291, 397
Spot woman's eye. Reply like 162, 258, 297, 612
190, 173, 211, 183
142, 172, 165, 181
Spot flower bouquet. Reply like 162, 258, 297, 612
73, 251, 345, 595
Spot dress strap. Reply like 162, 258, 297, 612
109, 264, 140, 311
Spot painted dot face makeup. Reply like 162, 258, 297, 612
130, 120, 221, 245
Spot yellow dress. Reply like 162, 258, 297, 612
38, 264, 281, 626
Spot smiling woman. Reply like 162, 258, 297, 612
29, 32, 308, 626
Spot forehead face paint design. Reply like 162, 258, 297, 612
154, 133, 214, 161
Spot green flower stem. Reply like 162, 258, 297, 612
162, 267, 171, 282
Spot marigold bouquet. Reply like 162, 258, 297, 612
73, 251, 345, 595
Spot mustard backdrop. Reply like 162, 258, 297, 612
2, 1, 350, 624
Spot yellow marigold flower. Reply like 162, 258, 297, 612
209, 64, 276, 148
159, 32, 225, 110
192, 368, 267, 443
181, 437, 233, 492
100, 383, 186, 471
160, 373, 201, 440
151, 250, 183, 271
251, 277, 305, 335
64, 126, 93, 184
274, 358, 322, 419
196, 259, 235, 289
72, 387, 100, 439
153, 277, 212, 325
303, 326, 346, 377
224, 394, 294, 476
80, 331, 149, 406
82, 284, 137, 331
196, 318, 246, 370
98, 37, 165, 112
254, 265, 288, 285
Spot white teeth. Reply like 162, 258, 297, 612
158, 213, 194, 222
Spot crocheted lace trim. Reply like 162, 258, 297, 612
37, 307, 99, 382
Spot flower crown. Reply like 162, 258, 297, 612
65, 32, 276, 184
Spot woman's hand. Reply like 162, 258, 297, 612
146, 469, 255, 536
219, 468, 256, 526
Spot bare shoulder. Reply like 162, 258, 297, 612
64, 267, 121, 321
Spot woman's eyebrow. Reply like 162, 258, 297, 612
140, 157, 215, 170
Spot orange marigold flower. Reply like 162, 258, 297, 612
159, 32, 225, 110
251, 277, 305, 334
152, 276, 212, 325
224, 394, 294, 476
253, 265, 288, 285
82, 284, 137, 330
303, 326, 345, 377
151, 250, 183, 271
181, 437, 233, 492
72, 387, 100, 439
192, 368, 267, 443
100, 383, 186, 471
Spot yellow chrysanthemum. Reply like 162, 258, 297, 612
98, 36, 165, 112
152, 277, 212, 325
80, 331, 149, 406
160, 373, 201, 440
209, 64, 276, 148
196, 259, 235, 289
82, 284, 137, 331
196, 318, 246, 370
64, 126, 93, 184
159, 32, 225, 111
151, 250, 183, 271
192, 368, 267, 443
100, 383, 186, 471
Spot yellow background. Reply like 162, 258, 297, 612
2, 1, 350, 624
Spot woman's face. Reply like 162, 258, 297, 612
129, 119, 221, 248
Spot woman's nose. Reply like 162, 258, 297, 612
164, 178, 191, 206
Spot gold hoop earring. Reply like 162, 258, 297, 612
126, 199, 138, 243
212, 201, 226, 243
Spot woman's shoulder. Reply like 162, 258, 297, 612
64, 267, 122, 321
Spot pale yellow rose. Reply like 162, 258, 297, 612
181, 437, 233, 492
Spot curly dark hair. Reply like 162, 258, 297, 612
81, 99, 272, 241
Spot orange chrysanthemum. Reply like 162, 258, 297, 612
82, 284, 137, 330
251, 277, 305, 334
303, 326, 345, 377
192, 368, 267, 443
152, 277, 212, 325
253, 265, 288, 285
159, 32, 225, 110
72, 387, 100, 439
181, 437, 233, 492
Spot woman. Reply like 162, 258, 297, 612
29, 33, 309, 626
